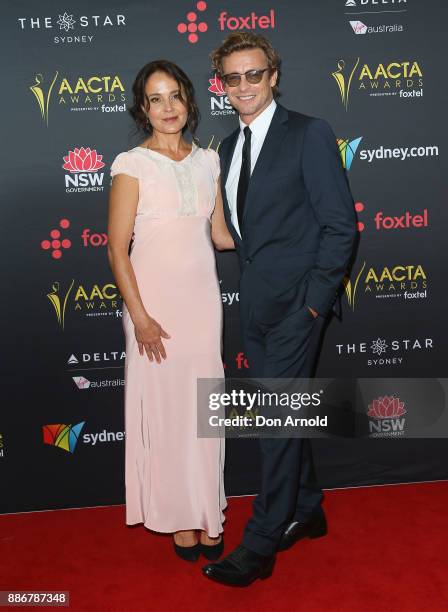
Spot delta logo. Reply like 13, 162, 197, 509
345, 0, 407, 9
344, 262, 428, 310
29, 72, 126, 125
43, 422, 85, 453
63, 146, 105, 193
208, 74, 235, 117
367, 396, 407, 437
67, 351, 125, 368
331, 58, 423, 110
46, 279, 122, 329
344, 0, 407, 9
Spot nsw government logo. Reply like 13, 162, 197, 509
63, 147, 105, 193
367, 395, 406, 437
208, 74, 235, 117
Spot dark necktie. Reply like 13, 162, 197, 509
237, 126, 251, 230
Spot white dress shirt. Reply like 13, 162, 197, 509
225, 99, 277, 237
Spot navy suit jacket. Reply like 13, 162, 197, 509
219, 104, 357, 324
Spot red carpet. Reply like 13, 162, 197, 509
1, 482, 447, 612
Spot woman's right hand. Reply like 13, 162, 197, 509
134, 315, 171, 363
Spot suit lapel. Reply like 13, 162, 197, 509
219, 128, 243, 247
243, 104, 289, 221
220, 128, 239, 188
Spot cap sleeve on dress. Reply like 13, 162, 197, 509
207, 148, 221, 183
110, 151, 139, 180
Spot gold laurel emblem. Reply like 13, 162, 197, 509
47, 280, 74, 329
206, 135, 221, 153
331, 58, 360, 111
343, 261, 366, 311
30, 71, 59, 125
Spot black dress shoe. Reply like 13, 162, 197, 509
173, 540, 201, 562
278, 512, 327, 552
202, 545, 275, 587
200, 536, 224, 561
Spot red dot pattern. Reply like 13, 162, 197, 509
177, 2, 207, 43
41, 219, 72, 259
354, 202, 365, 232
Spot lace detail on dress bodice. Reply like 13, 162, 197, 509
172, 162, 198, 216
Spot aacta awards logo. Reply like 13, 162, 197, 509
367, 396, 407, 438
29, 72, 126, 124
43, 422, 85, 453
208, 73, 235, 117
63, 147, 105, 193
17, 12, 126, 45
344, 262, 427, 310
46, 280, 122, 328
0, 432, 4, 459
331, 58, 423, 109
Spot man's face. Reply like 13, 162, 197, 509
221, 48, 277, 124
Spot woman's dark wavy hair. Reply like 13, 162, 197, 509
128, 60, 200, 136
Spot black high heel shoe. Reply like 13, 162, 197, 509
173, 538, 201, 562
199, 536, 224, 561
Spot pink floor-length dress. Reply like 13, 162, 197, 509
110, 144, 226, 536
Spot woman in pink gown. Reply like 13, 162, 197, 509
108, 60, 234, 561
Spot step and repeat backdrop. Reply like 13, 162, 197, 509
1, 0, 447, 512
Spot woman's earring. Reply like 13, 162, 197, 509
146, 115, 151, 131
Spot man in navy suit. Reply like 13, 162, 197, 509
203, 33, 356, 586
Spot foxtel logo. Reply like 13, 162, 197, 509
374, 210, 428, 230
218, 10, 275, 31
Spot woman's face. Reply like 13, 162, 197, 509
143, 71, 188, 136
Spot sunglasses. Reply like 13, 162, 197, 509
220, 68, 271, 87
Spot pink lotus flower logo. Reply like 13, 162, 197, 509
63, 147, 105, 173
208, 74, 226, 96
367, 396, 406, 420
